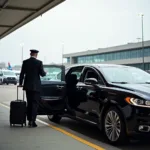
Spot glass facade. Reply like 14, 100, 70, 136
67, 57, 70, 63
76, 47, 150, 64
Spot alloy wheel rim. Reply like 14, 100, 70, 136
104, 110, 121, 142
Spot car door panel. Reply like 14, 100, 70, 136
37, 65, 66, 115
73, 82, 88, 118
86, 85, 101, 120
77, 67, 104, 123
76, 83, 99, 122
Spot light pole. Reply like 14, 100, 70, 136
139, 13, 144, 70
20, 43, 24, 63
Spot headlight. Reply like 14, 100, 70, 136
145, 101, 150, 106
125, 97, 150, 107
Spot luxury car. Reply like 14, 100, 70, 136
38, 64, 150, 145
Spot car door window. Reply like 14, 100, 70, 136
84, 68, 104, 85
41, 65, 65, 81
71, 71, 81, 80
84, 71, 99, 80
66, 66, 84, 81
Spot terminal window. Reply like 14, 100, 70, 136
77, 47, 150, 64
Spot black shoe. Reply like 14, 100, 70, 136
31, 122, 38, 128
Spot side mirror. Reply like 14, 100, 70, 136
0, 74, 2, 76
84, 78, 98, 85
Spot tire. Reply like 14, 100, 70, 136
103, 106, 127, 145
47, 114, 61, 123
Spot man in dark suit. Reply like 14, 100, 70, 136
19, 49, 46, 127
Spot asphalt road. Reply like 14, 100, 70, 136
0, 85, 150, 150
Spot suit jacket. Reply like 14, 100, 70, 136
19, 57, 46, 92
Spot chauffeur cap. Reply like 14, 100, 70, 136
30, 49, 39, 53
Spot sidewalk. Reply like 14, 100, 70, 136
0, 104, 94, 150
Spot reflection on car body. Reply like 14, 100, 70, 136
38, 64, 150, 145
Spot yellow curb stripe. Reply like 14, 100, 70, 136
0, 102, 105, 150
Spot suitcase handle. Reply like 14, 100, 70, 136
17, 86, 24, 101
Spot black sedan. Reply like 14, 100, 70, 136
38, 64, 150, 145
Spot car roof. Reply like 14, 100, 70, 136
66, 64, 135, 69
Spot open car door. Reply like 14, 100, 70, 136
37, 65, 66, 115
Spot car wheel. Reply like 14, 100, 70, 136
47, 114, 61, 123
0, 79, 2, 85
103, 107, 127, 145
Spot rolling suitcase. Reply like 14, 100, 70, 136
10, 86, 27, 127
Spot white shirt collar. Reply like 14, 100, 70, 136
31, 56, 36, 59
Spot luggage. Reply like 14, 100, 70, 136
10, 86, 27, 127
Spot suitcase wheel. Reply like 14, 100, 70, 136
21, 124, 23, 127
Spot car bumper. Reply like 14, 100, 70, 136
0, 79, 2, 84
3, 78, 17, 84
124, 106, 150, 136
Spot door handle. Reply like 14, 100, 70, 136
77, 86, 82, 90
57, 85, 64, 89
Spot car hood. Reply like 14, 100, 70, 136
110, 83, 150, 100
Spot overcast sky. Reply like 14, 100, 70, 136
0, 0, 150, 66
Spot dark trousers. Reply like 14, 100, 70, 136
26, 90, 40, 122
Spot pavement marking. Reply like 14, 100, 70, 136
0, 102, 105, 150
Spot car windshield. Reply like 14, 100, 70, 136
99, 66, 150, 84
3, 71, 15, 76
41, 66, 62, 81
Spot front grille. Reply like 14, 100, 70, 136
7, 77, 16, 80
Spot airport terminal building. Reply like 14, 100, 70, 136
63, 40, 150, 70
